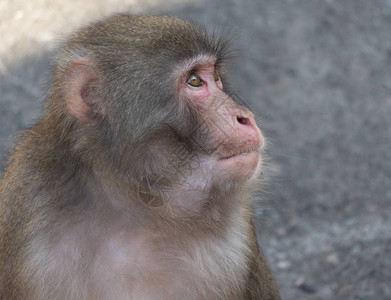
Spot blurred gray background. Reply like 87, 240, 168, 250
1, 0, 390, 299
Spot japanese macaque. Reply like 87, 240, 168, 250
0, 14, 280, 299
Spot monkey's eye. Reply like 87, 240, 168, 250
214, 70, 220, 81
187, 73, 203, 87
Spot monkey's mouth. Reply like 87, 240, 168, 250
219, 146, 260, 160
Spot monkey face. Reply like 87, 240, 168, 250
61, 15, 264, 211
175, 56, 264, 185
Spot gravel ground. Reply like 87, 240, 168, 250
1, 1, 391, 299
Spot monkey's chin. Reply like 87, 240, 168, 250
216, 151, 260, 181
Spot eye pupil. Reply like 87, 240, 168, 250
187, 73, 202, 87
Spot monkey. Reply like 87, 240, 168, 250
0, 14, 280, 300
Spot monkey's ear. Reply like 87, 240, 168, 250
64, 59, 100, 124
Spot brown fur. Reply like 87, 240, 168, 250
0, 14, 280, 299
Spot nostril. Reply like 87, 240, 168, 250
237, 117, 249, 125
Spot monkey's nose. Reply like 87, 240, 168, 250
236, 116, 258, 130
237, 117, 250, 126
236, 116, 262, 146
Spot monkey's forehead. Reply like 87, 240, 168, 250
67, 14, 230, 65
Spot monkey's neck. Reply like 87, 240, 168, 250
83, 170, 252, 235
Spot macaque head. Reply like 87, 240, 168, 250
59, 14, 264, 211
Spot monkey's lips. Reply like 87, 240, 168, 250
219, 146, 260, 161
216, 146, 260, 179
